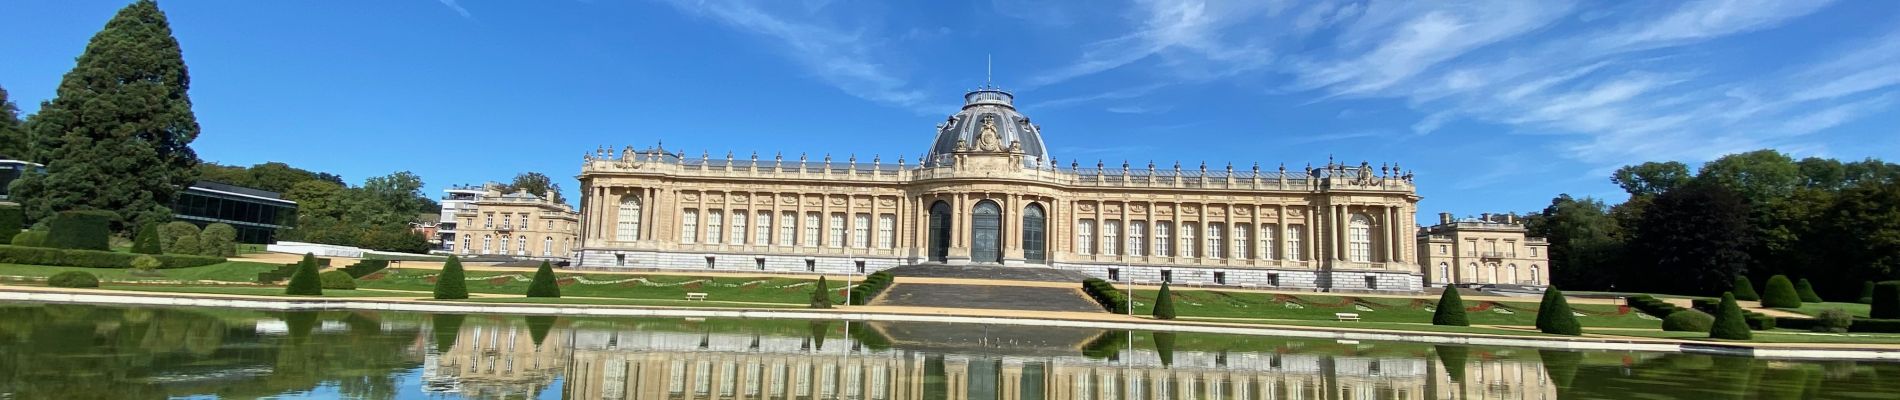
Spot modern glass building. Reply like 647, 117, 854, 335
171, 181, 298, 244
0, 158, 42, 202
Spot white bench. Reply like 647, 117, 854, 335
685, 292, 709, 301
1334, 313, 1361, 322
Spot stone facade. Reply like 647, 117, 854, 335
450, 184, 581, 261
576, 87, 1423, 292
1416, 213, 1550, 287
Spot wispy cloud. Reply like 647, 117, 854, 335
1027, 0, 1276, 88
1287, 130, 1389, 144
659, 0, 934, 111
1105, 104, 1172, 114
435, 0, 473, 19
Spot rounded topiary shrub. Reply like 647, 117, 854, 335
1710, 292, 1753, 340
159, 221, 200, 254
1535, 287, 1582, 336
319, 270, 356, 290
1795, 278, 1823, 303
132, 222, 163, 254
1732, 276, 1759, 301
46, 210, 115, 251
1760, 275, 1801, 308
10, 230, 48, 247
199, 223, 238, 257
47, 271, 100, 288
1661, 310, 1714, 332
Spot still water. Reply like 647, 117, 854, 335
0, 303, 1894, 399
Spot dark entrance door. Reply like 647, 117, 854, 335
1022, 203, 1046, 264
972, 200, 1002, 263
928, 201, 951, 262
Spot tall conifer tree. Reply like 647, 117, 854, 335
0, 86, 26, 159
10, 0, 201, 226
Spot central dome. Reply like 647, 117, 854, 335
921, 87, 1051, 167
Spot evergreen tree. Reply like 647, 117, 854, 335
433, 255, 468, 300
132, 221, 163, 254
1795, 278, 1823, 303
1626, 181, 1753, 295
1152, 282, 1177, 320
0, 86, 26, 159
809, 276, 833, 309
9, 0, 202, 227
1710, 292, 1753, 340
0, 204, 24, 245
1761, 275, 1801, 308
1732, 276, 1759, 301
1535, 287, 1582, 336
1431, 288, 1468, 326
284, 253, 323, 296
525, 261, 561, 298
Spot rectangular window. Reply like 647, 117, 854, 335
805, 259, 816, 272
1268, 273, 1280, 287
1439, 244, 1448, 255
682, 209, 699, 244
616, 254, 626, 267
1102, 220, 1120, 256
484, 214, 493, 229
1259, 225, 1276, 260
731, 211, 748, 245
1161, 270, 1173, 283
1107, 268, 1120, 281
1214, 272, 1226, 285
1233, 224, 1250, 260
877, 214, 895, 249
853, 213, 870, 248
706, 256, 716, 269
503, 214, 512, 229
1287, 225, 1303, 261
804, 213, 820, 247
1128, 221, 1146, 257
855, 261, 866, 274
756, 211, 772, 245
1155, 222, 1172, 257
1207, 223, 1224, 259
706, 210, 724, 244
779, 212, 797, 246
827, 213, 845, 248
756, 258, 766, 270
1365, 276, 1379, 290
1077, 219, 1095, 255
1180, 223, 1197, 258
1530, 247, 1539, 257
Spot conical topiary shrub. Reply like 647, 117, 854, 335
1761, 275, 1801, 308
526, 261, 561, 298
525, 315, 558, 346
132, 222, 163, 254
809, 276, 833, 309
1153, 282, 1177, 320
1535, 287, 1581, 336
284, 253, 323, 296
433, 255, 469, 300
1432, 288, 1468, 326
1795, 278, 1823, 303
1710, 292, 1753, 340
1732, 276, 1760, 301
1152, 332, 1177, 367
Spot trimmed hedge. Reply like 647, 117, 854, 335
0, 204, 22, 244
1849, 318, 1900, 333
1795, 278, 1823, 303
1761, 275, 1801, 308
1432, 288, 1468, 326
1626, 295, 1687, 318
525, 261, 560, 298
0, 244, 224, 269
1710, 292, 1752, 340
339, 259, 391, 278
1535, 287, 1581, 336
160, 222, 200, 254
1732, 276, 1759, 301
46, 210, 114, 251
1081, 278, 1130, 314
1153, 282, 1177, 320
1692, 296, 1776, 330
255, 263, 301, 284
319, 270, 357, 290
848, 271, 895, 305
1860, 281, 1876, 304
10, 231, 47, 247
1873, 281, 1900, 319
47, 271, 100, 288
1661, 310, 1714, 332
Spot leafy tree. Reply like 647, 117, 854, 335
358, 171, 431, 226
159, 221, 199, 254
1732, 276, 1759, 301
1709, 292, 1752, 340
199, 223, 236, 257
1697, 150, 1801, 207
1626, 181, 1752, 295
283, 180, 346, 221
9, 0, 201, 227
1535, 287, 1581, 335
0, 86, 26, 159
171, 234, 200, 255
1811, 181, 1900, 298
525, 261, 561, 298
132, 222, 163, 254
809, 276, 832, 309
501, 172, 564, 203
284, 253, 323, 296
1795, 278, 1823, 303
1153, 282, 1177, 320
1611, 161, 1692, 198
433, 255, 468, 300
1527, 195, 1624, 290
1761, 275, 1801, 308
1431, 288, 1467, 326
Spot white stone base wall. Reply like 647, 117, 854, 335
577, 249, 903, 275
1052, 262, 1422, 293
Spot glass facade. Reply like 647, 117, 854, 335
170, 181, 298, 244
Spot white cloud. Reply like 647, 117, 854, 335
660, 0, 931, 110
435, 0, 473, 19
1027, 0, 1277, 88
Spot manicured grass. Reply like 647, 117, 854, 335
452, 297, 807, 308
103, 284, 414, 298
362, 253, 448, 262
356, 268, 846, 304
1775, 302, 1871, 318
237, 243, 267, 254
0, 261, 283, 283
1131, 289, 1660, 329
1589, 328, 1900, 344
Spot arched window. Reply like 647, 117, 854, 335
1466, 263, 1479, 284
482, 235, 492, 254
616, 197, 641, 241
1022, 205, 1046, 262
756, 211, 772, 245
1508, 263, 1520, 284
681, 209, 699, 243
804, 212, 820, 247
543, 237, 553, 256
1438, 262, 1451, 284
500, 235, 511, 255
516, 236, 526, 255
462, 236, 471, 254
853, 213, 870, 248
706, 210, 724, 244
878, 214, 896, 249
1530, 265, 1542, 285
778, 212, 797, 246
827, 213, 845, 248
1347, 214, 1372, 262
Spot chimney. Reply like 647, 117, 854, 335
1506, 214, 1517, 224
1480, 213, 1492, 222
1438, 212, 1453, 225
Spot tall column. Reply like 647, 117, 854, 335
1387, 205, 1400, 263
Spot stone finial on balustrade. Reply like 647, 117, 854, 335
873, 154, 881, 169
701, 150, 710, 164
1252, 162, 1260, 175
1071, 160, 1079, 170
606, 146, 616, 160
898, 155, 906, 168
1096, 160, 1104, 170
1199, 161, 1208, 174
1147, 160, 1156, 172
849, 153, 857, 168
1226, 162, 1234, 174
1279, 163, 1287, 175
622, 145, 633, 160
1173, 161, 1182, 172
751, 151, 759, 163
824, 153, 832, 169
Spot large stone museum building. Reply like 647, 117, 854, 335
574, 86, 1423, 291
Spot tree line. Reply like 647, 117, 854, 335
1526, 150, 1900, 300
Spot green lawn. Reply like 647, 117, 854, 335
1774, 302, 1870, 318
1589, 327, 1900, 344
451, 296, 808, 309
1132, 289, 1661, 329
362, 253, 448, 262
103, 285, 416, 298
0, 261, 283, 283
356, 268, 844, 304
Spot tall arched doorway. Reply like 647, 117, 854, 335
971, 200, 1002, 263
1022, 203, 1047, 264
928, 201, 952, 262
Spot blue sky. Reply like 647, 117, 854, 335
3, 1, 1897, 218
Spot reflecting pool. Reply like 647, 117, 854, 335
0, 303, 1895, 399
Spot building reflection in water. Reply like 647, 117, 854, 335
421, 318, 1564, 400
